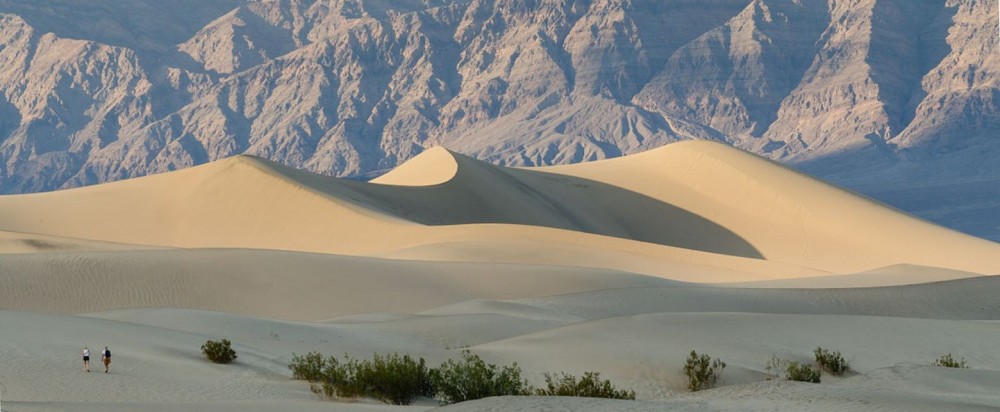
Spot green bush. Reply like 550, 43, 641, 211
785, 361, 821, 383
295, 353, 351, 399
358, 353, 435, 405
813, 347, 849, 376
290, 350, 636, 404
534, 371, 635, 400
289, 351, 332, 382
292, 352, 433, 405
933, 354, 969, 368
430, 350, 532, 404
682, 350, 725, 392
201, 339, 237, 364
317, 355, 349, 399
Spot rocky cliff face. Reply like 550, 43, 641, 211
0, 0, 997, 237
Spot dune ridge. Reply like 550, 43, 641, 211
545, 141, 1000, 274
1, 141, 998, 284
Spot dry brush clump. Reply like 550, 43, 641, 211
201, 339, 237, 364
289, 350, 637, 405
933, 354, 969, 368
289, 352, 433, 405
683, 350, 726, 392
534, 371, 635, 400
289, 351, 328, 382
353, 352, 434, 405
766, 355, 821, 383
813, 347, 849, 376
430, 350, 532, 404
785, 361, 821, 383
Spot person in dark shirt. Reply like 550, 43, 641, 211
101, 347, 111, 373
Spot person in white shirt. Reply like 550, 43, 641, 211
82, 347, 90, 372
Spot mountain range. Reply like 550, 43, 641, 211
0, 0, 997, 239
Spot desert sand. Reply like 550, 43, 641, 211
1, 141, 998, 411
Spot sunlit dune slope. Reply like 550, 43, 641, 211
545, 140, 1000, 274
0, 156, 416, 254
0, 148, 754, 257
0, 141, 997, 282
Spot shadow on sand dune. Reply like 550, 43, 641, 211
350, 156, 763, 259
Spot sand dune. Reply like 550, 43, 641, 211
1, 141, 997, 285
0, 230, 157, 254
4, 245, 997, 322
513, 275, 1000, 320
3, 141, 1000, 411
544, 141, 1000, 274
722, 264, 990, 288
371, 224, 832, 283
0, 248, 670, 321
372, 147, 762, 258
0, 156, 411, 254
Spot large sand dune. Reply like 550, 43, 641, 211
2, 141, 1000, 411
1, 141, 997, 282
544, 141, 1000, 274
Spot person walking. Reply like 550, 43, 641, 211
82, 347, 90, 372
101, 346, 111, 373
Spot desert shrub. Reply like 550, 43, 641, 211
430, 350, 532, 404
294, 352, 432, 405
290, 350, 635, 405
289, 351, 331, 382
201, 339, 237, 364
356, 353, 435, 405
785, 361, 821, 383
813, 347, 849, 376
324, 354, 364, 399
933, 354, 969, 368
682, 350, 726, 392
534, 371, 635, 400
